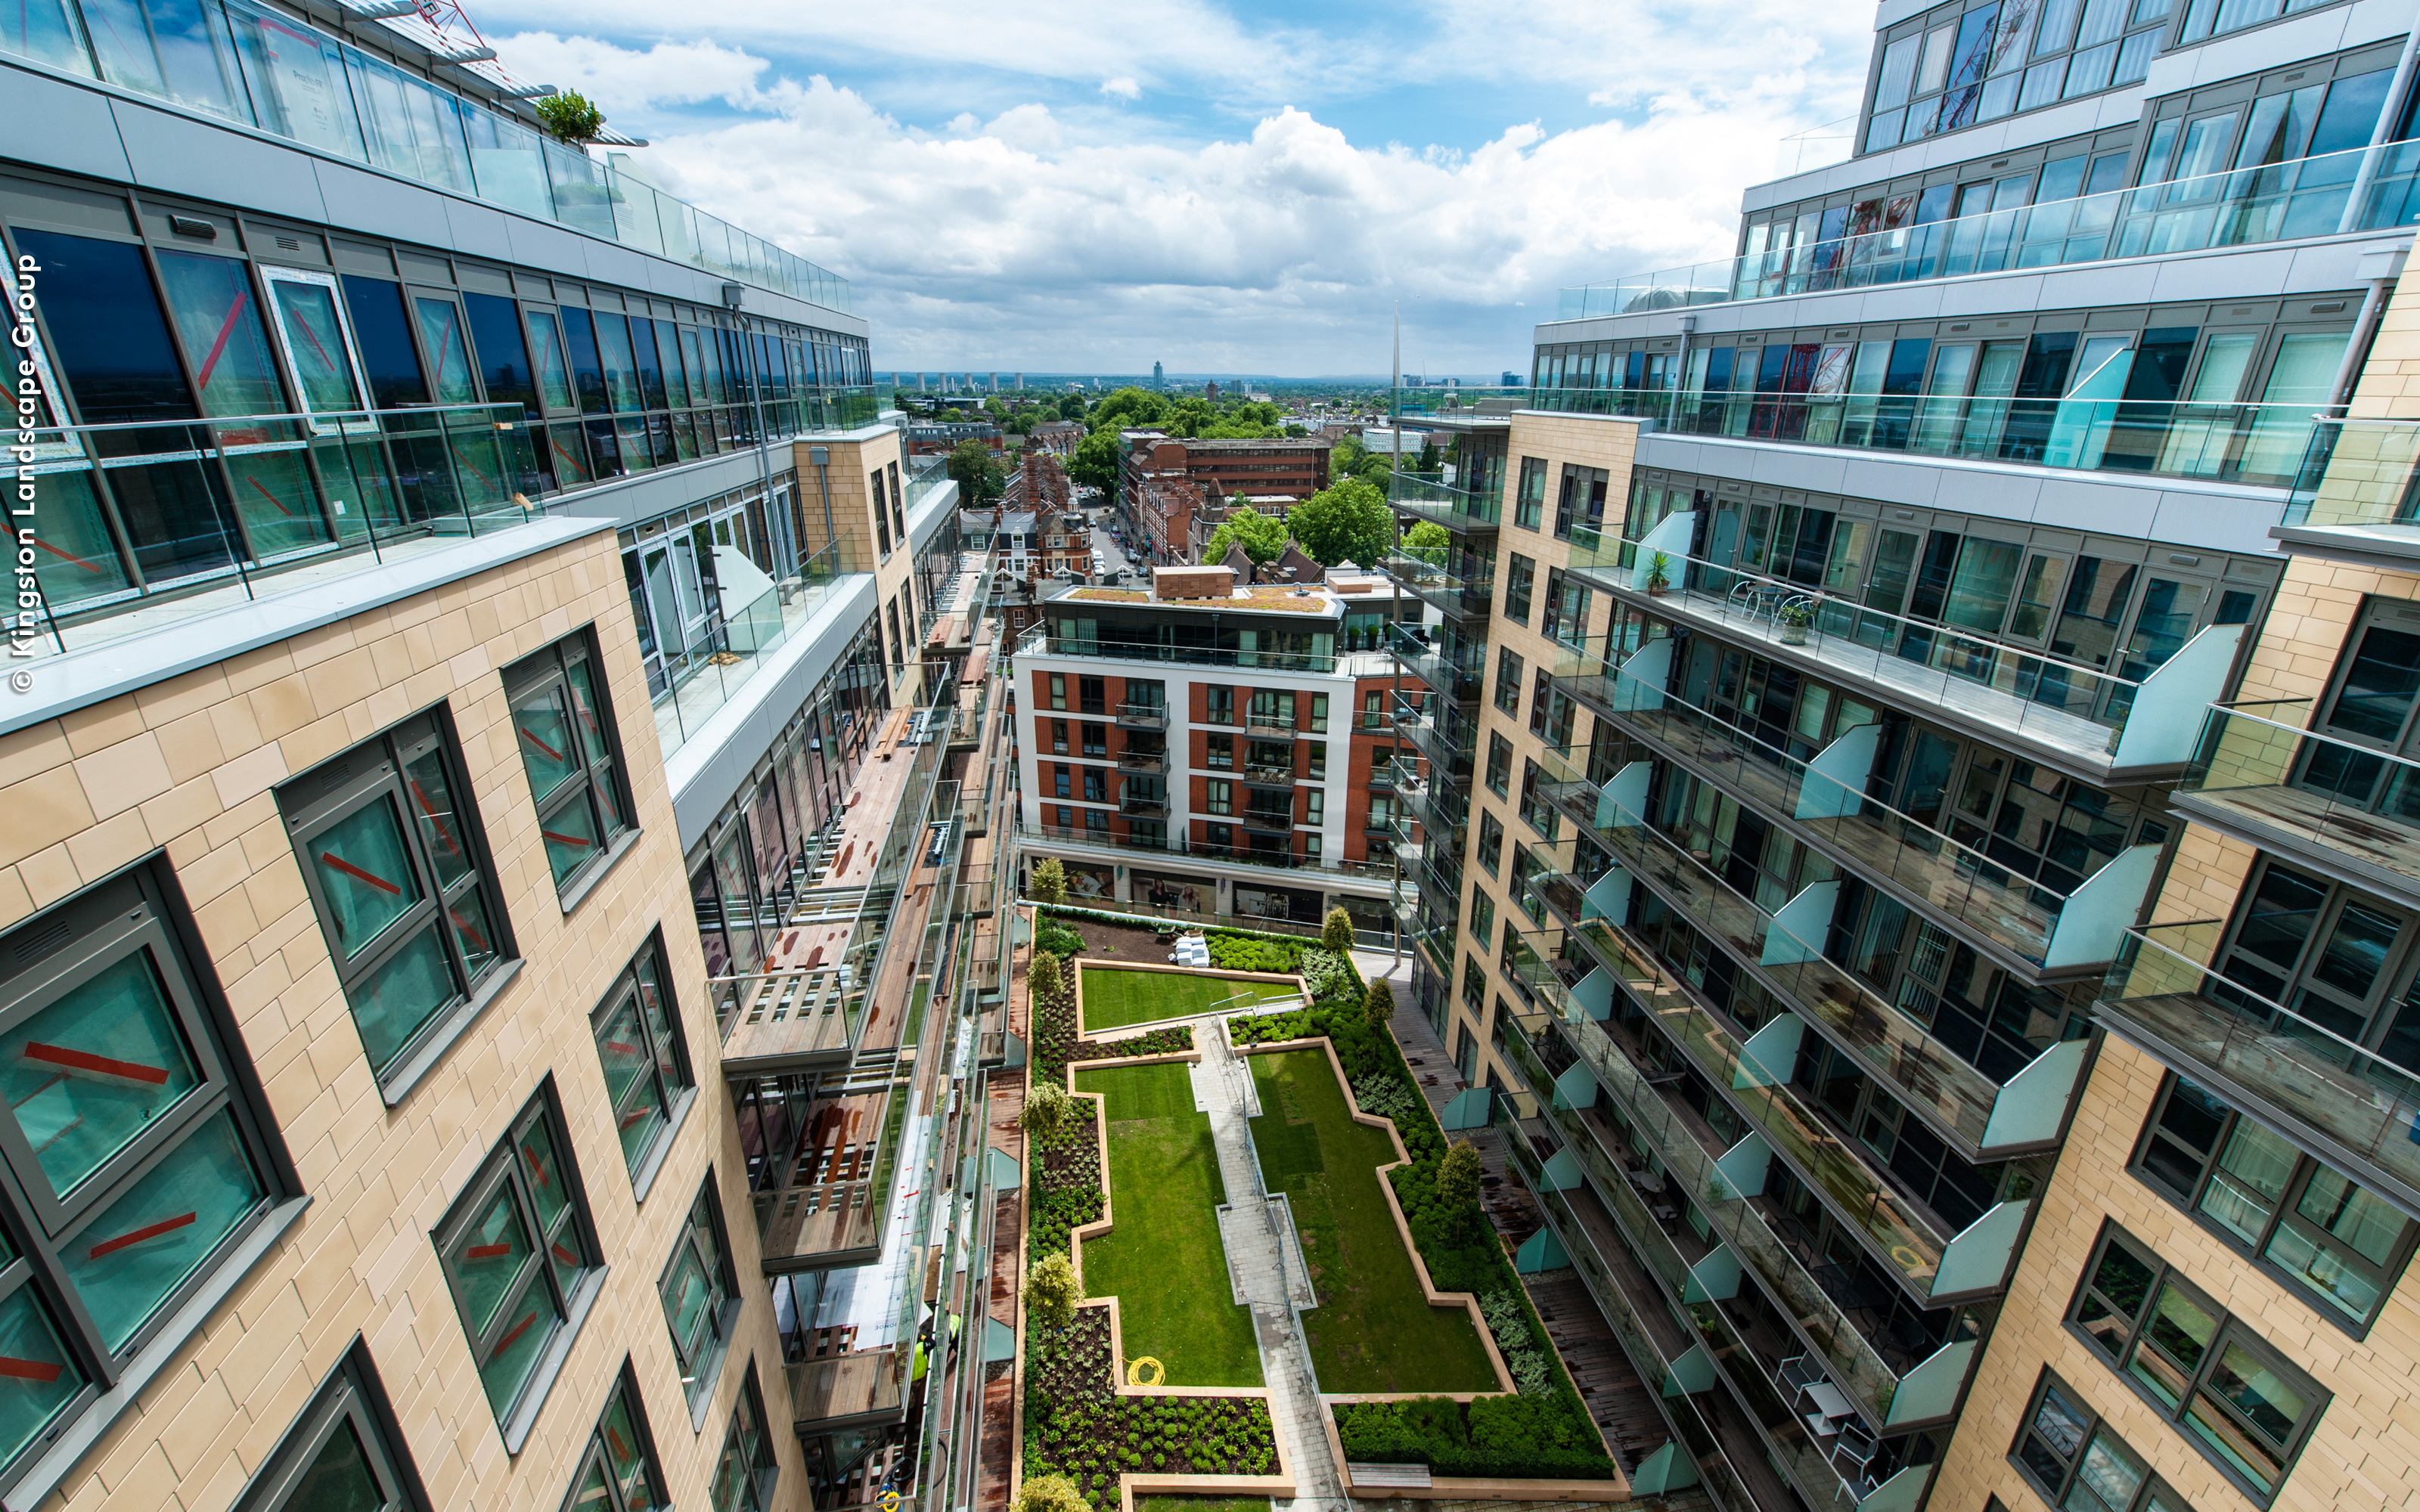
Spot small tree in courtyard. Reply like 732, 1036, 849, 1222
1435, 1139, 1483, 1227
1322, 906, 1355, 956
1029, 951, 1063, 1003
1014, 1473, 1087, 1512
1031, 857, 1069, 905
1021, 1080, 1078, 1146
1363, 977, 1396, 1036
1023, 1252, 1080, 1340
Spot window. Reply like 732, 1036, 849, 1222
1309, 693, 1329, 733
1081, 723, 1108, 758
1249, 689, 1295, 730
1206, 733, 1235, 769
1462, 956, 1488, 1010
237, 1347, 422, 1512
2013, 1374, 2193, 1512
0, 870, 287, 1496
1054, 767, 1072, 800
2134, 1075, 2416, 1329
660, 1185, 739, 1405
1470, 889, 1495, 950
1086, 808, 1111, 832
566, 1371, 669, 1512
1866, 0, 2165, 156
1514, 457, 1547, 531
2210, 857, 2420, 1072
1554, 464, 1609, 542
1364, 690, 1385, 729
1540, 568, 1590, 649
1206, 779, 1233, 816
873, 469, 893, 555
1494, 649, 1525, 716
1503, 554, 1536, 624
2068, 1228, 2326, 1500
1478, 811, 1505, 877
1308, 742, 1328, 780
1206, 685, 1235, 724
281, 710, 508, 1087
710, 1370, 779, 1512
1049, 674, 1067, 711
1051, 719, 1069, 754
1083, 768, 1107, 803
436, 1089, 600, 1427
1486, 733, 1514, 797
1079, 676, 1106, 714
1307, 789, 1325, 824
506, 633, 635, 898
593, 937, 691, 1183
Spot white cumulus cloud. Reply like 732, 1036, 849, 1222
1100, 76, 1141, 100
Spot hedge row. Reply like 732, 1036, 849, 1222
1028, 947, 1193, 1086
1225, 999, 1614, 1480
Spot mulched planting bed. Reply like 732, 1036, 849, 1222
1023, 1308, 1278, 1506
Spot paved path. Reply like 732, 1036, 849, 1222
1193, 1019, 1348, 1512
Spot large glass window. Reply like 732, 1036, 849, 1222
436, 1089, 598, 1424
2213, 857, 2420, 1071
281, 710, 506, 1086
566, 1369, 669, 1512
659, 1185, 738, 1405
2134, 1074, 2415, 1328
709, 1370, 779, 1512
2012, 1374, 2193, 1512
234, 1348, 419, 1512
1867, 0, 2165, 153
507, 631, 635, 898
593, 937, 691, 1180
0, 869, 285, 1497
2068, 1226, 2326, 1499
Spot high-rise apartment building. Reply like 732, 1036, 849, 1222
1387, 2, 2420, 1508
0, 11, 1021, 1512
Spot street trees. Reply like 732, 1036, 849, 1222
1286, 476, 1392, 566
1205, 506, 1287, 564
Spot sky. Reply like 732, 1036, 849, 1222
470, 1, 1878, 377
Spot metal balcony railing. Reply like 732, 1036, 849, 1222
2175, 699, 2420, 903
1115, 702, 1171, 729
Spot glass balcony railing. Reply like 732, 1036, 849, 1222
1553, 634, 2150, 972
1563, 542, 2237, 776
2283, 417, 2420, 531
1553, 137, 2420, 321
1382, 548, 1495, 620
1497, 982, 1905, 1427
2176, 700, 2420, 901
2102, 921, 2420, 1207
13, 402, 553, 656
1531, 754, 2084, 1160
1532, 385, 2322, 491
654, 542, 854, 758
0, 5, 849, 312
1392, 691, 1475, 770
1016, 627, 1335, 674
1389, 471, 1504, 531
1388, 623, 1486, 704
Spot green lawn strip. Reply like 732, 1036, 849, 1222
1246, 1050, 1500, 1396
1074, 1060, 1263, 1388
1137, 1498, 1271, 1512
1078, 965, 1300, 1033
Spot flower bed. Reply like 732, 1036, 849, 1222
1227, 999, 1615, 1481
1031, 949, 1193, 1085
1024, 1309, 1279, 1503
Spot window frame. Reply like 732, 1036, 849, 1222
2010, 1371, 2192, 1512
1494, 648, 1525, 717
2131, 1073, 2418, 1334
591, 933, 694, 1194
281, 707, 514, 1095
659, 1181, 742, 1419
710, 1364, 780, 1512
433, 1083, 605, 1443
561, 1363, 670, 1512
236, 1343, 428, 1512
505, 629, 638, 904
2065, 1225, 2328, 1502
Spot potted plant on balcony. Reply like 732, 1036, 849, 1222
1778, 600, 1813, 646
1644, 552, 1673, 597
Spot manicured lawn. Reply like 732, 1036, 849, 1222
1079, 965, 1301, 1033
1247, 1050, 1499, 1395
1074, 1060, 1263, 1387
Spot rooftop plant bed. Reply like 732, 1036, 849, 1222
1246, 1049, 1497, 1394
1074, 1060, 1259, 1385
1077, 962, 1304, 1033
1031, 951, 1193, 1085
1024, 1309, 1278, 1507
1227, 999, 1615, 1482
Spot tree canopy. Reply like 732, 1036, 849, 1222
1285, 476, 1392, 567
1066, 428, 1122, 492
946, 440, 1006, 507
1205, 506, 1288, 565
1402, 520, 1449, 568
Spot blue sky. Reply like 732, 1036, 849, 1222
471, 0, 1876, 375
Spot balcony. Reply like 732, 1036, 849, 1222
789, 1346, 909, 1430
1498, 1101, 1911, 1510
1388, 471, 1503, 534
1392, 696, 1476, 776
1553, 136, 2420, 321
1115, 749, 1170, 774
1242, 759, 1298, 785
1118, 793, 1170, 817
656, 543, 870, 758
1240, 806, 1295, 834
1383, 547, 1497, 622
2279, 417, 2420, 566
2100, 922, 2420, 1214
1017, 824, 1395, 881
1243, 719, 1300, 742
713, 964, 864, 1075
2175, 701, 2420, 908
1018, 628, 1334, 674
1115, 702, 1172, 730
740, 1079, 901, 1272
1552, 640, 2160, 977
1528, 768, 2090, 1160
1388, 753, 1426, 798
1565, 536, 2241, 783
1389, 626, 1487, 707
